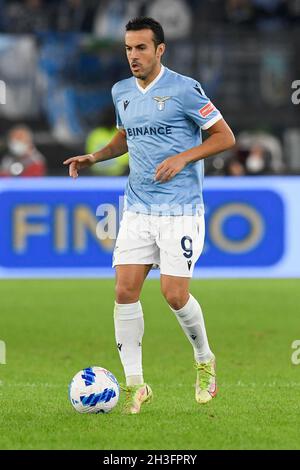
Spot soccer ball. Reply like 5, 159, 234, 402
69, 366, 120, 414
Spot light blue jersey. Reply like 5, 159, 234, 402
111, 65, 222, 215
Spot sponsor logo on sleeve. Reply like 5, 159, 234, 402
199, 102, 215, 118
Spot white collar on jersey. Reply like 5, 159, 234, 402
135, 64, 165, 94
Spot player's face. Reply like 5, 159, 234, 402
125, 29, 165, 81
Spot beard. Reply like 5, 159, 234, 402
130, 59, 158, 81
134, 72, 147, 80
131, 67, 146, 80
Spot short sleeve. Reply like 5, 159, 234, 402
183, 81, 222, 130
111, 84, 124, 130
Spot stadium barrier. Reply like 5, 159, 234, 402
0, 177, 299, 278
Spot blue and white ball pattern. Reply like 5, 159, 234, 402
69, 366, 120, 413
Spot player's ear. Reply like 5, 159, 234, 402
156, 43, 165, 59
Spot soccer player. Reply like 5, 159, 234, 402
64, 17, 235, 414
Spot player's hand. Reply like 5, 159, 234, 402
63, 154, 96, 178
155, 155, 187, 183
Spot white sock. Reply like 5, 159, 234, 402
169, 294, 214, 363
114, 301, 144, 386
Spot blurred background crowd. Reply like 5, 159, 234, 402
0, 0, 299, 177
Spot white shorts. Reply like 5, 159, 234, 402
112, 211, 205, 278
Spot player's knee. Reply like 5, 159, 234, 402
115, 283, 140, 304
162, 288, 189, 310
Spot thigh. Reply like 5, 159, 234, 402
113, 211, 159, 268
158, 214, 205, 278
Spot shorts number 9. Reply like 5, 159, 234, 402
181, 236, 193, 259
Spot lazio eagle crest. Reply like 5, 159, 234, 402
153, 96, 171, 111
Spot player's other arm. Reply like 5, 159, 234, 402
155, 119, 235, 182
63, 129, 128, 179
181, 118, 235, 165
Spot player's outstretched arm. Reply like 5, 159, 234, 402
63, 129, 128, 178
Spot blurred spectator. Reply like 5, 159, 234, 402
226, 0, 254, 25
93, 0, 160, 40
244, 144, 269, 174
225, 155, 247, 176
5, 0, 52, 34
236, 131, 284, 175
93, 0, 192, 40
0, 0, 299, 35
221, 130, 285, 176
85, 106, 129, 176
189, 0, 226, 24
56, 0, 96, 33
0, 35, 40, 119
225, 0, 291, 28
0, 125, 46, 177
287, 0, 300, 23
147, 0, 192, 39
93, 0, 128, 39
0, 0, 5, 31
252, 0, 288, 30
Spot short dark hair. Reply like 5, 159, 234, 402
125, 17, 165, 48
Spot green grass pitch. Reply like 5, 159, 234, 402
0, 279, 299, 450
